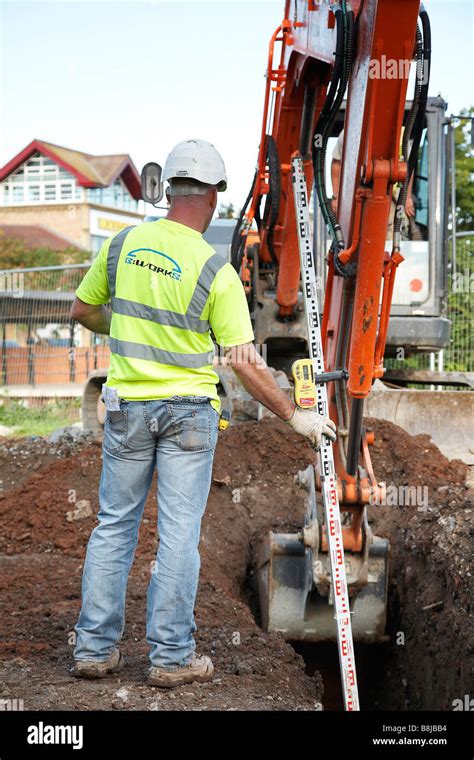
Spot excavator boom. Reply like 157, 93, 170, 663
239, 0, 431, 646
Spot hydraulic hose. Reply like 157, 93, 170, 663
393, 6, 431, 251
312, 1, 355, 267
393, 25, 423, 249
231, 170, 256, 272
263, 136, 281, 265
232, 134, 281, 273
313, 7, 346, 240
410, 5, 431, 177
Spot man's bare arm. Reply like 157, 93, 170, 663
70, 297, 111, 335
224, 343, 295, 421
225, 342, 337, 449
405, 172, 416, 217
331, 158, 341, 211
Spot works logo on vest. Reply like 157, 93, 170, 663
124, 248, 182, 281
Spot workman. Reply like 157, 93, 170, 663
70, 139, 336, 688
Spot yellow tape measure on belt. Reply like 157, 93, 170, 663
218, 410, 231, 431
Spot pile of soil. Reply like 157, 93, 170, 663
0, 422, 321, 711
0, 433, 98, 494
0, 417, 471, 711
365, 419, 473, 710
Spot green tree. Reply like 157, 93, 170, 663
453, 107, 474, 232
0, 233, 90, 290
218, 203, 235, 219
0, 232, 89, 269
446, 237, 473, 371
442, 110, 474, 372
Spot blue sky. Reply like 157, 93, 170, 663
0, 0, 473, 210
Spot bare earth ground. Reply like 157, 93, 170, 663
0, 418, 472, 711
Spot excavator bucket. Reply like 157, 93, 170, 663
256, 465, 389, 643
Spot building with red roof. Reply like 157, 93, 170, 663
0, 139, 143, 254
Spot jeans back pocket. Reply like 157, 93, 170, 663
168, 402, 213, 452
103, 408, 128, 453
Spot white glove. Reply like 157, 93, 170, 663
286, 407, 337, 450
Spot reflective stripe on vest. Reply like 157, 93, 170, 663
109, 338, 215, 369
107, 226, 134, 298
106, 227, 225, 368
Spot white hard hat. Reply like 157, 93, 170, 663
162, 139, 227, 192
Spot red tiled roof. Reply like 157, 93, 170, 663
0, 139, 142, 200
0, 224, 85, 251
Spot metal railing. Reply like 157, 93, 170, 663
384, 234, 473, 386
445, 234, 473, 372
1, 242, 472, 392
0, 264, 109, 388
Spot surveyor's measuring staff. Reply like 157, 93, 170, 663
291, 155, 360, 712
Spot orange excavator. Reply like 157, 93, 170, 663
230, 0, 431, 641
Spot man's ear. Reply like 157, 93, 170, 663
210, 188, 218, 210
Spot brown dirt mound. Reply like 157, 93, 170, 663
364, 418, 472, 710
366, 417, 468, 506
0, 421, 321, 711
0, 417, 471, 711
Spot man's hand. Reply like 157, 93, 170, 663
331, 157, 341, 212
405, 194, 416, 218
286, 407, 337, 450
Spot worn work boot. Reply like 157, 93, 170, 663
148, 654, 214, 688
73, 649, 124, 679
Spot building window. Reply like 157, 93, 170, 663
0, 153, 138, 209
87, 177, 137, 211
60, 183, 73, 199
88, 187, 101, 204
28, 185, 40, 202
102, 187, 114, 205
44, 184, 56, 201
0, 153, 82, 205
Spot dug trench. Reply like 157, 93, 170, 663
0, 418, 471, 711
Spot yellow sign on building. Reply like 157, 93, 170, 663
97, 217, 130, 232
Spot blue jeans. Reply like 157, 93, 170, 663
73, 396, 219, 669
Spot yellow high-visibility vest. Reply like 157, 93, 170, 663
76, 218, 255, 405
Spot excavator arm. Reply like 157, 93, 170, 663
240, 0, 432, 645
235, 0, 429, 500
